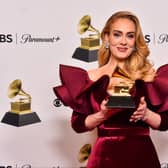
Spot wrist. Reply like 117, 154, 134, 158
141, 109, 161, 129
95, 111, 107, 121
142, 109, 152, 122
85, 111, 106, 129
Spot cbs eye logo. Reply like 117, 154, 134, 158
0, 34, 13, 43
53, 98, 62, 107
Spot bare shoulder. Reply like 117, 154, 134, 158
87, 68, 102, 81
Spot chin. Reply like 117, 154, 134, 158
116, 55, 130, 60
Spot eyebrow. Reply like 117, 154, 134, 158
112, 30, 135, 34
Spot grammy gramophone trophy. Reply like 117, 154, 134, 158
72, 15, 100, 62
1, 79, 41, 126
105, 67, 136, 109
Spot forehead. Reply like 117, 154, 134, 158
110, 18, 136, 32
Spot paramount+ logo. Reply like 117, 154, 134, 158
0, 164, 61, 168
0, 34, 13, 43
0, 164, 31, 168
0, 33, 60, 45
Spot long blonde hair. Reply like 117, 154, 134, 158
98, 11, 155, 81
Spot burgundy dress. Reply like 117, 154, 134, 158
53, 64, 168, 168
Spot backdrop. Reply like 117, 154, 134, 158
0, 0, 168, 167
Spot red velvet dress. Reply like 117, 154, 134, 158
53, 64, 168, 168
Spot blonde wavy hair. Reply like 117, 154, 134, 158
98, 11, 155, 81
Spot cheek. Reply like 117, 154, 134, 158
127, 48, 134, 55
110, 45, 117, 52
128, 39, 135, 47
109, 37, 121, 46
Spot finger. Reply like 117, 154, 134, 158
140, 96, 145, 104
102, 99, 107, 105
137, 102, 146, 111
131, 111, 142, 118
132, 110, 145, 115
130, 117, 141, 122
131, 114, 143, 120
130, 118, 141, 122
101, 99, 109, 106
130, 111, 144, 121
136, 109, 146, 115
101, 99, 110, 110
137, 106, 144, 111
130, 115, 142, 122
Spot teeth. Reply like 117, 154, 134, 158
118, 48, 127, 51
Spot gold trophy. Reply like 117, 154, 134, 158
1, 79, 41, 126
106, 67, 136, 109
72, 15, 100, 62
78, 144, 92, 163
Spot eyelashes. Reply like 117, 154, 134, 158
113, 33, 135, 39
127, 34, 135, 39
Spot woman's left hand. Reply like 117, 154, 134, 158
129, 97, 148, 122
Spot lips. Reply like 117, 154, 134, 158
117, 47, 128, 52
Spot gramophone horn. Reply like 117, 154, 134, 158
78, 143, 92, 163
8, 79, 31, 100
78, 15, 99, 35
78, 15, 91, 34
8, 79, 22, 98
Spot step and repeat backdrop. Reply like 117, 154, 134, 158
1, 0, 168, 167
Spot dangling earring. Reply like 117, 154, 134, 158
105, 42, 110, 49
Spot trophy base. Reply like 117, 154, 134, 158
106, 96, 136, 109
1, 112, 41, 127
72, 47, 98, 62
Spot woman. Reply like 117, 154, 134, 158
54, 11, 168, 168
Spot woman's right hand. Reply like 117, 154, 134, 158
85, 98, 123, 129
99, 99, 122, 120
85, 98, 121, 129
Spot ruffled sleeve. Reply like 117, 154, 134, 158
130, 64, 168, 113
53, 64, 109, 114
145, 64, 168, 113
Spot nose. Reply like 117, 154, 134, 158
120, 36, 127, 45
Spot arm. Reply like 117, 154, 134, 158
71, 111, 105, 133
71, 111, 92, 133
71, 99, 122, 133
158, 111, 168, 131
140, 108, 161, 129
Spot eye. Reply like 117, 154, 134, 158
113, 32, 121, 37
127, 33, 135, 39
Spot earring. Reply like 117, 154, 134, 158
105, 42, 109, 49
